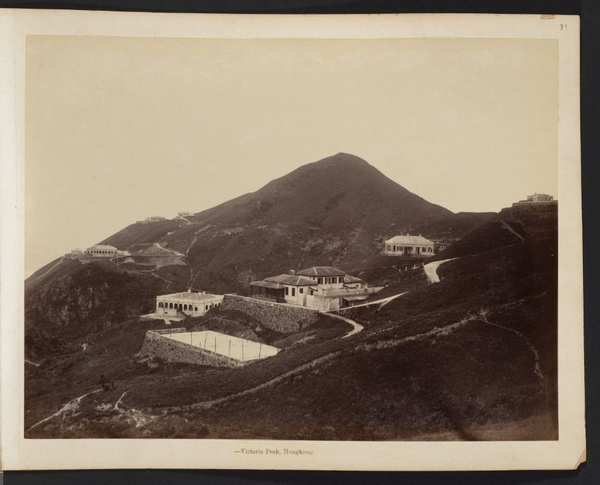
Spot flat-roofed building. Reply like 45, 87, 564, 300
512, 193, 557, 207
84, 244, 118, 257
527, 193, 554, 202
156, 290, 223, 318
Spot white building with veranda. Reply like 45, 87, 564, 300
155, 290, 224, 318
249, 266, 380, 312
84, 244, 118, 257
383, 235, 436, 257
512, 193, 557, 207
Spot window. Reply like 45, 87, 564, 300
285, 287, 289, 295
299, 288, 303, 294
158, 302, 163, 308
292, 288, 296, 297
195, 306, 198, 311
318, 278, 323, 284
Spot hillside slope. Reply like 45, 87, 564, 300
25, 202, 557, 441
25, 154, 488, 340
191, 153, 452, 228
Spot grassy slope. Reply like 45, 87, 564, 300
25, 262, 172, 360
25, 218, 557, 440
24, 184, 557, 441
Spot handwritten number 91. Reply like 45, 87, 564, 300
560, 24, 567, 30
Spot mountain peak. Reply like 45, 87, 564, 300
329, 152, 368, 162
310, 152, 371, 168
192, 152, 452, 229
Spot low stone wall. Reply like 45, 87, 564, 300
152, 327, 186, 335
138, 330, 243, 368
221, 294, 319, 333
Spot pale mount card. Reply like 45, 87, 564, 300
0, 9, 584, 471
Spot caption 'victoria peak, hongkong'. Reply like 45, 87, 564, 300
25, 152, 558, 442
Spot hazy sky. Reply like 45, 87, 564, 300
25, 36, 558, 276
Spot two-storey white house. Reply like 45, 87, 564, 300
250, 266, 381, 312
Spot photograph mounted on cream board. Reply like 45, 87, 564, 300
0, 9, 584, 471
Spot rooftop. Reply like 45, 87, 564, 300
250, 280, 285, 290
157, 291, 222, 302
385, 235, 433, 245
344, 275, 363, 284
263, 274, 316, 286
297, 266, 346, 277
87, 244, 118, 251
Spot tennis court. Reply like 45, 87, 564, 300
165, 330, 279, 362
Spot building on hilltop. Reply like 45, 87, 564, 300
84, 244, 119, 258
156, 290, 224, 318
136, 215, 167, 224
512, 193, 557, 207
383, 234, 436, 257
250, 266, 381, 312
178, 211, 194, 217
527, 193, 554, 202
69, 245, 129, 258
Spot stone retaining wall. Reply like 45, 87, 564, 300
138, 330, 243, 368
221, 294, 319, 333
152, 327, 186, 335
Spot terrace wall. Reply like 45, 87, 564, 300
221, 294, 319, 333
138, 330, 243, 368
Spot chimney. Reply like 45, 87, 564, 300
290, 270, 296, 275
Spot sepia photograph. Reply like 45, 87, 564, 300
0, 10, 584, 471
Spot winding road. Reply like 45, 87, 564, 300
423, 258, 456, 283
326, 313, 364, 338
